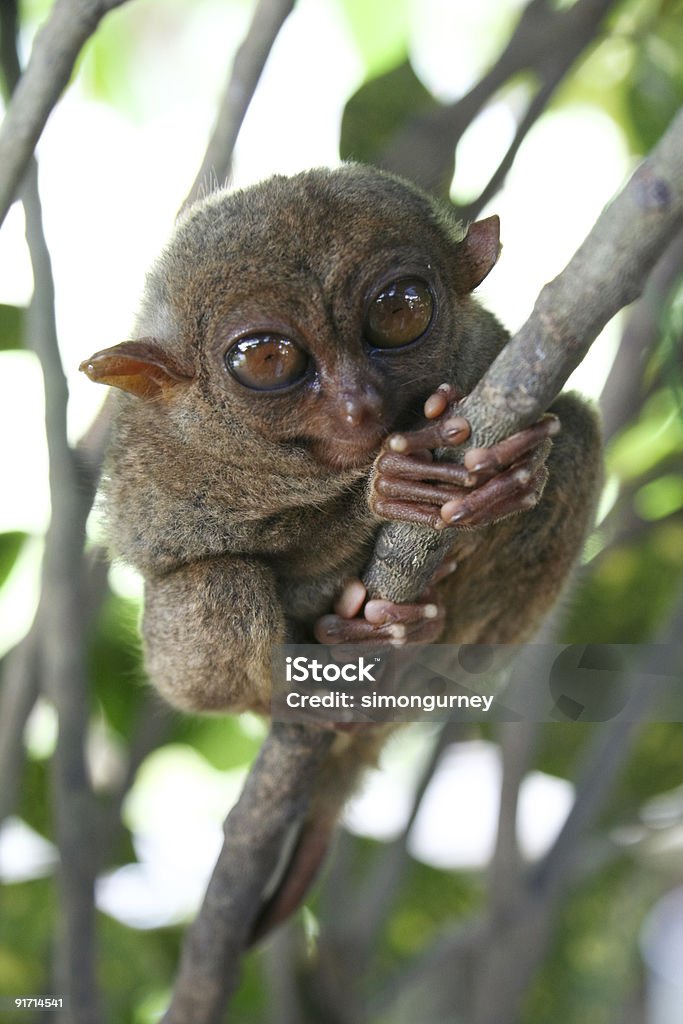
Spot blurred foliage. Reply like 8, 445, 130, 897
338, 0, 411, 78
89, 593, 147, 737
99, 916, 181, 1024
0, 532, 26, 589
340, 60, 438, 165
0, 0, 682, 1021
524, 857, 659, 1024
625, 6, 683, 150
0, 878, 55, 1001
0, 305, 24, 351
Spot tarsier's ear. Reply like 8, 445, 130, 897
454, 215, 501, 293
79, 339, 193, 399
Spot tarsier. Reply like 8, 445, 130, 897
81, 164, 602, 934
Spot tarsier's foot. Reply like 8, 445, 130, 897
313, 561, 457, 647
371, 383, 561, 530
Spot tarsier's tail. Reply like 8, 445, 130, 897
249, 727, 390, 943
249, 813, 336, 942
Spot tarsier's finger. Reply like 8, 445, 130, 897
376, 451, 476, 486
333, 578, 367, 618
376, 474, 470, 507
386, 415, 471, 456
441, 455, 547, 526
423, 383, 464, 420
372, 497, 446, 530
364, 597, 443, 627
463, 414, 560, 474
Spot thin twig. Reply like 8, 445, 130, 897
181, 0, 295, 213
378, 0, 615, 196
600, 227, 683, 441
458, 75, 559, 222
0, 631, 40, 826
0, 0, 132, 228
487, 719, 538, 907
338, 722, 468, 956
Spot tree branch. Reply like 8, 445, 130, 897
0, 631, 40, 826
363, 107, 683, 603
181, 0, 295, 213
0, 0, 132, 229
22, 158, 102, 1023
162, 723, 334, 1024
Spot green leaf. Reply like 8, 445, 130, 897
15, 758, 51, 841
0, 878, 55, 997
634, 473, 683, 520
89, 593, 146, 737
338, 0, 411, 77
608, 389, 683, 482
0, 532, 26, 590
0, 305, 25, 351
340, 59, 439, 165
564, 522, 683, 643
173, 714, 261, 772
626, 15, 683, 151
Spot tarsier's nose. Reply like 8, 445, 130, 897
338, 385, 385, 427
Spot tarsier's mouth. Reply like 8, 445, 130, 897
307, 432, 388, 471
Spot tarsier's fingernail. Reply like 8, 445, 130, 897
464, 447, 489, 471
547, 417, 561, 436
424, 393, 448, 418
437, 382, 451, 393
389, 623, 407, 639
389, 435, 408, 452
443, 503, 465, 524
334, 579, 366, 618
423, 603, 439, 619
442, 417, 469, 439
514, 467, 532, 484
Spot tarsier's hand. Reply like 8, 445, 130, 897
370, 383, 561, 531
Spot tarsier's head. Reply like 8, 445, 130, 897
81, 165, 500, 471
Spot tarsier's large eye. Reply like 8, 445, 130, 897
225, 334, 309, 391
366, 278, 434, 348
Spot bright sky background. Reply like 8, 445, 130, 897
0, 0, 635, 926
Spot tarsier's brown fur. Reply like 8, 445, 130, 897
83, 164, 602, 931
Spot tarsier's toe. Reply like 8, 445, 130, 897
462, 413, 560, 479
315, 594, 446, 646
